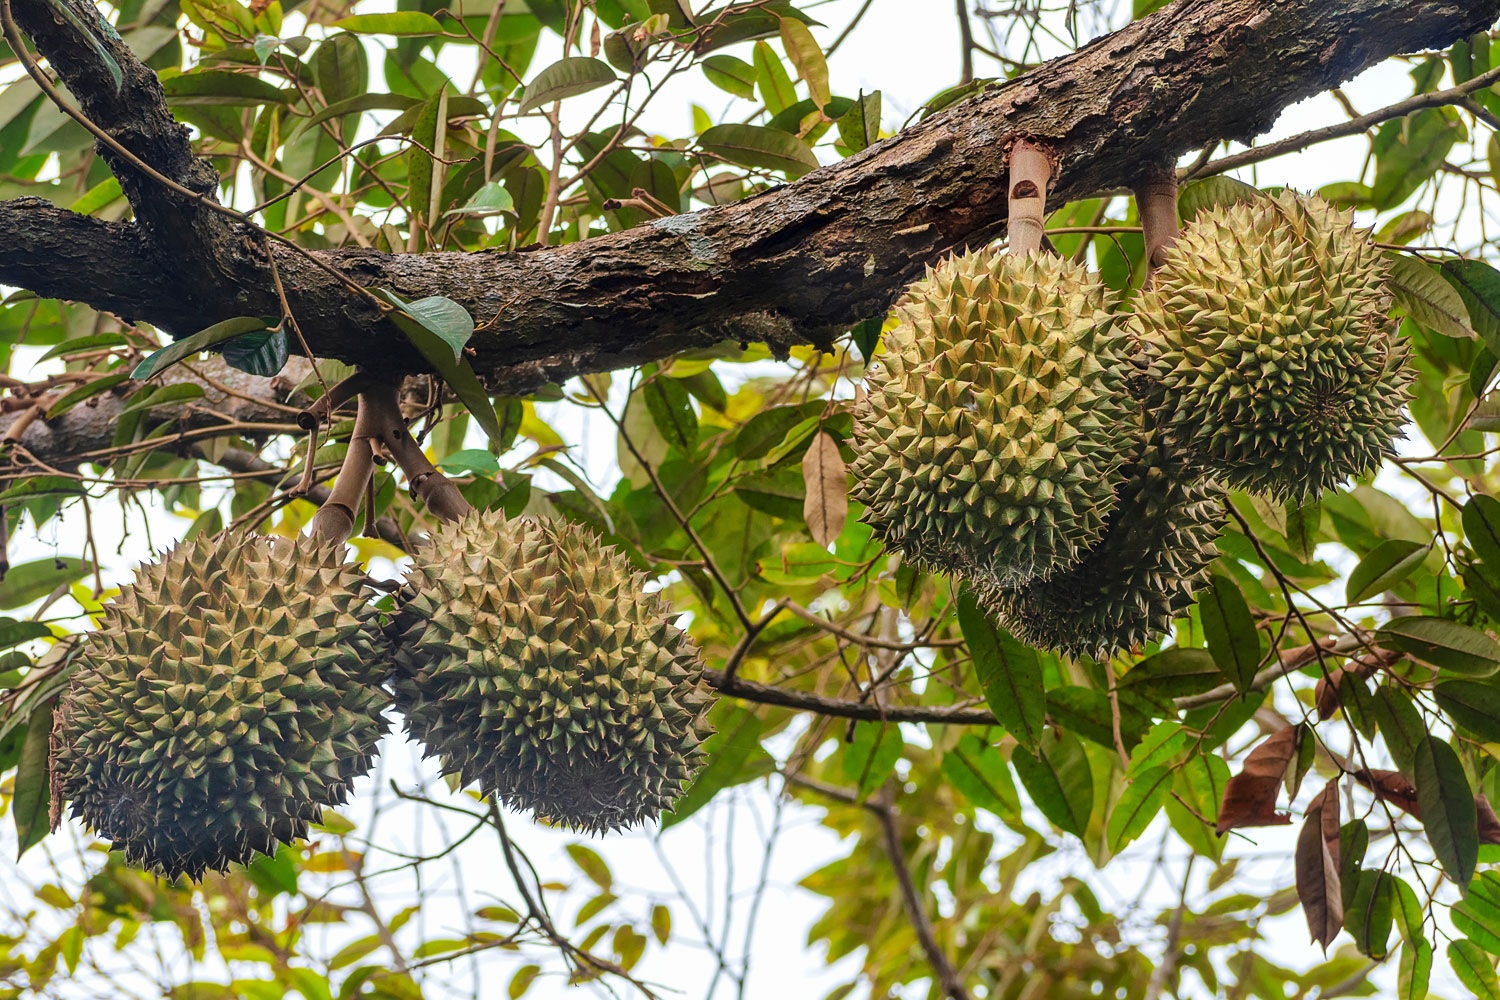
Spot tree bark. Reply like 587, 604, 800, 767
1, 0, 1495, 393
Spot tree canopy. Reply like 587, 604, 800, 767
4, 0, 1500, 998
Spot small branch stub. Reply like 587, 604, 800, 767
1135, 161, 1181, 272
1006, 141, 1053, 257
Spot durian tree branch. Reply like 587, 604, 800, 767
0, 0, 1495, 391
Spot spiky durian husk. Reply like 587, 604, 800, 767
392, 510, 713, 833
1132, 192, 1411, 499
850, 249, 1135, 587
52, 532, 390, 880
983, 434, 1226, 659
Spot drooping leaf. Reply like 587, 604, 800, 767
1011, 729, 1092, 838
1466, 495, 1500, 567
1414, 735, 1478, 890
1297, 782, 1343, 950
956, 588, 1044, 750
940, 733, 1019, 818
1215, 725, 1300, 833
379, 291, 503, 446
1346, 868, 1395, 959
1106, 765, 1171, 853
13, 697, 52, 858
1352, 768, 1421, 818
843, 722, 902, 798
1454, 872, 1500, 957
702, 55, 756, 100
1443, 258, 1500, 358
1200, 572, 1261, 691
801, 431, 847, 547
1450, 939, 1500, 1000
1435, 679, 1500, 743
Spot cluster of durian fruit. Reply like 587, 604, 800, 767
51, 511, 714, 880
852, 191, 1412, 658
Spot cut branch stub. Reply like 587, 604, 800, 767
1006, 141, 1052, 257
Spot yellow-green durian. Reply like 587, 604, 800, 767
1132, 191, 1411, 499
851, 249, 1136, 587
52, 532, 390, 880
392, 510, 713, 833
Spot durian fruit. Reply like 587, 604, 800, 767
1132, 191, 1411, 499
392, 510, 713, 833
52, 532, 390, 880
850, 249, 1136, 588
983, 430, 1226, 659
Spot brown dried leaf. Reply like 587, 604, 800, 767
1315, 670, 1345, 720
1477, 793, 1500, 845
1216, 725, 1301, 834
1297, 782, 1344, 950
802, 431, 848, 547
1352, 768, 1421, 818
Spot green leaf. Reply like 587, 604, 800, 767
734, 404, 818, 460
662, 703, 770, 828
13, 697, 51, 858
1399, 938, 1432, 1000
1436, 679, 1500, 742
1450, 939, 1500, 999
956, 588, 1044, 750
566, 843, 612, 890
379, 291, 504, 447
36, 333, 126, 363
752, 39, 795, 114
1177, 176, 1262, 222
1012, 730, 1092, 838
1200, 572, 1261, 691
162, 70, 290, 106
836, 90, 880, 152
332, 12, 444, 35
1370, 683, 1424, 778
702, 55, 756, 99
220, 327, 289, 377
843, 722, 902, 797
1346, 539, 1427, 603
1378, 615, 1500, 676
940, 733, 1019, 817
1455, 872, 1500, 956
0, 619, 51, 649
118, 382, 205, 416
1466, 494, 1500, 567
699, 123, 818, 178
0, 557, 93, 609
1118, 647, 1223, 703
1414, 734, 1478, 889
1345, 869, 1395, 959
46, 371, 131, 419
518, 57, 617, 113
133, 317, 273, 380
299, 93, 418, 131
445, 181, 514, 217
1442, 259, 1500, 358
436, 449, 502, 476
643, 376, 697, 453
1106, 765, 1171, 853
1370, 109, 1462, 210
508, 964, 540, 999
1384, 251, 1475, 339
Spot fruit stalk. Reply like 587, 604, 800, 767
1006, 140, 1052, 256
310, 394, 379, 543
1135, 161, 1179, 271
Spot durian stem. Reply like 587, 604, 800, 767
360, 382, 475, 524
1006, 140, 1052, 257
296, 371, 377, 431
1134, 162, 1179, 271
310, 395, 380, 544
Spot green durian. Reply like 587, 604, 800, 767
983, 431, 1225, 659
52, 532, 390, 880
392, 510, 713, 833
1133, 191, 1411, 499
851, 249, 1136, 587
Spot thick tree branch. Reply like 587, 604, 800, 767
2, 0, 1495, 393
